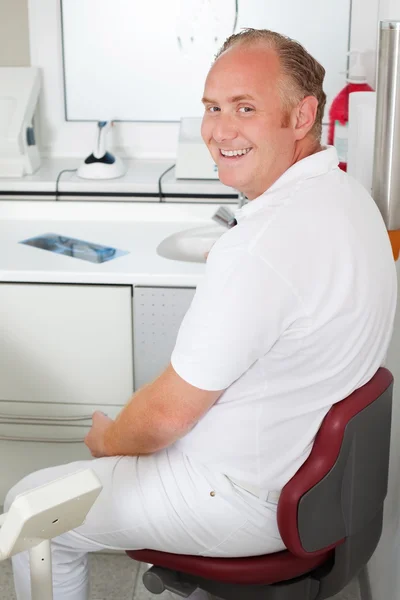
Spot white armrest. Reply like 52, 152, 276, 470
0, 469, 102, 561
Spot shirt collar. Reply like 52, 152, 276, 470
234, 146, 339, 222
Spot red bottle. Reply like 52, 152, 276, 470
328, 51, 373, 172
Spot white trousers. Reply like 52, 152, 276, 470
4, 447, 285, 600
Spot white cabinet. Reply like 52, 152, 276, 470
0, 283, 195, 504
133, 287, 195, 388
0, 402, 121, 503
0, 283, 134, 504
0, 284, 134, 406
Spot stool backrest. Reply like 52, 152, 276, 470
277, 367, 393, 559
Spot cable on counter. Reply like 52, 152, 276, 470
55, 169, 77, 200
158, 164, 176, 202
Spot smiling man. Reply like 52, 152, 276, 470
5, 29, 396, 600
201, 30, 323, 197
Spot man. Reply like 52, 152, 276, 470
5, 29, 396, 600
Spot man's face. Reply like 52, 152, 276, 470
201, 44, 297, 199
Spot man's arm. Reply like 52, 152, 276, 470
84, 363, 223, 457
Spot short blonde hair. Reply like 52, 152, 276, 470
215, 29, 327, 141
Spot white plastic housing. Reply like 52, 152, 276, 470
0, 469, 102, 560
0, 67, 41, 178
175, 118, 219, 180
77, 155, 126, 179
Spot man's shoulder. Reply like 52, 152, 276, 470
297, 166, 371, 203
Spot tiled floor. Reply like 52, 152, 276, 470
0, 553, 361, 599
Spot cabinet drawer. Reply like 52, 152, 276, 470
0, 402, 123, 505
0, 421, 92, 443
0, 434, 91, 506
0, 284, 134, 405
133, 287, 195, 388
0, 400, 122, 424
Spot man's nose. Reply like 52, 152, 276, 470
212, 114, 238, 144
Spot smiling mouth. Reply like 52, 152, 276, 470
219, 148, 252, 159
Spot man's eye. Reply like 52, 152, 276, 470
239, 106, 254, 113
208, 106, 220, 113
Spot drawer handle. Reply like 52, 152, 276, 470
0, 434, 86, 443
0, 413, 93, 423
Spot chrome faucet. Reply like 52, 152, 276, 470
212, 191, 247, 229
237, 191, 247, 209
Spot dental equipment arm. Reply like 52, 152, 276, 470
0, 469, 102, 600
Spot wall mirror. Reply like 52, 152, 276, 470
61, 0, 352, 123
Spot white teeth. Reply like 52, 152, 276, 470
220, 148, 251, 157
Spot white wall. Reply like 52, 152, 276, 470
381, 0, 400, 19
0, 0, 30, 66
368, 271, 400, 600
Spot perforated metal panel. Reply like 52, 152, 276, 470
133, 287, 195, 389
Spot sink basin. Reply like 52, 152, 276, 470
156, 225, 225, 263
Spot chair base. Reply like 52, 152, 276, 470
136, 509, 384, 600
142, 565, 321, 600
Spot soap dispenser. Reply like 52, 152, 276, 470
328, 50, 374, 172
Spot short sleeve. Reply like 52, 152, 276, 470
171, 246, 301, 390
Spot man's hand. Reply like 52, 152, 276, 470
84, 411, 114, 458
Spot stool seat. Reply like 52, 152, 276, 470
126, 548, 333, 585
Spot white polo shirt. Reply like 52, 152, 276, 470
171, 146, 397, 494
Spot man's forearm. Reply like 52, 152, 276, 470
99, 364, 222, 457
103, 381, 187, 456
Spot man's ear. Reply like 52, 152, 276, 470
292, 96, 318, 140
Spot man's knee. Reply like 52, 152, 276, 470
4, 469, 45, 512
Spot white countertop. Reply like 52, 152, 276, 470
0, 201, 230, 286
0, 158, 238, 201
